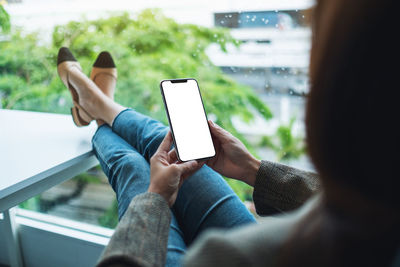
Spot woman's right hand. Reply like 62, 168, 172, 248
206, 120, 261, 186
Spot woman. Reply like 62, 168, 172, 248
56, 0, 399, 266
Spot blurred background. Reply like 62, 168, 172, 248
1, 0, 314, 228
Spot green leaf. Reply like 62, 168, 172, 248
0, 5, 10, 33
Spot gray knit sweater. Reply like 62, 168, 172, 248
96, 160, 320, 267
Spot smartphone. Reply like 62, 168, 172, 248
160, 78, 215, 162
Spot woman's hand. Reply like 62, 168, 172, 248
148, 131, 204, 207
206, 121, 261, 186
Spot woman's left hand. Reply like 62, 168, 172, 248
148, 131, 204, 207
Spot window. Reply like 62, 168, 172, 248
216, 11, 293, 29
1, 0, 314, 229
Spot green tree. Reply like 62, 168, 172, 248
1, 9, 272, 198
1, 10, 306, 228
259, 118, 305, 162
0, 4, 10, 33
51, 10, 274, 206
51, 10, 272, 142
2, 10, 272, 144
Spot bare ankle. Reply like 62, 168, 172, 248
96, 119, 106, 127
97, 97, 125, 127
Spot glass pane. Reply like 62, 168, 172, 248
2, 0, 314, 226
239, 12, 280, 28
19, 166, 118, 229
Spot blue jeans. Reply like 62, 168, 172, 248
92, 109, 256, 266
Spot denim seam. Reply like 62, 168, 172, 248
170, 223, 184, 236
92, 137, 112, 172
166, 246, 186, 253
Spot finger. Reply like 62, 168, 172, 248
168, 148, 178, 163
205, 153, 217, 167
178, 160, 199, 175
208, 120, 230, 141
156, 131, 173, 153
187, 161, 205, 176
208, 121, 222, 146
181, 161, 205, 183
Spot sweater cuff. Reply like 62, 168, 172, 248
253, 160, 277, 197
253, 160, 297, 214
253, 160, 280, 213
253, 160, 320, 214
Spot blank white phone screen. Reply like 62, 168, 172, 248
161, 79, 215, 161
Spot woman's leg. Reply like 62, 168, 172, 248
174, 166, 256, 245
167, 215, 186, 267
110, 109, 256, 244
65, 57, 254, 257
66, 67, 256, 247
111, 109, 168, 161
92, 125, 186, 266
92, 125, 149, 217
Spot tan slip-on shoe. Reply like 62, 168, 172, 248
57, 47, 93, 126
90, 51, 117, 99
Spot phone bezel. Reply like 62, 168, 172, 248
160, 78, 216, 162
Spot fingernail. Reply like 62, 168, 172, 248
209, 120, 214, 126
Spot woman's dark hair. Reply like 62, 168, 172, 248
306, 0, 399, 211
277, 0, 399, 266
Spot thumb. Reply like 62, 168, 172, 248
178, 160, 199, 174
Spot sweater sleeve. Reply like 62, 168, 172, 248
96, 192, 171, 267
183, 196, 320, 267
253, 160, 320, 214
